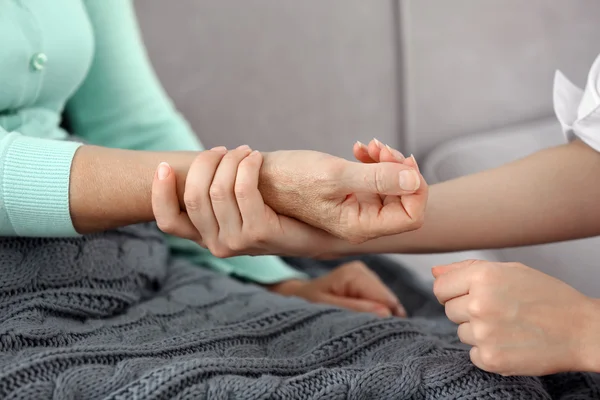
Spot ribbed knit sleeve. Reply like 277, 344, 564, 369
0, 130, 81, 236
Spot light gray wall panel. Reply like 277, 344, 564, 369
400, 0, 600, 157
136, 0, 400, 159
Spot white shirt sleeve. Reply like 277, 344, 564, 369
553, 54, 600, 151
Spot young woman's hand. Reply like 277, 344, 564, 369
258, 145, 427, 244
432, 259, 600, 376
352, 138, 421, 176
151, 146, 338, 258
268, 260, 406, 317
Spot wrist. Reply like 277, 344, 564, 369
577, 297, 600, 372
258, 151, 308, 218
257, 151, 284, 212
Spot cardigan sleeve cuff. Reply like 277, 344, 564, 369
0, 133, 82, 236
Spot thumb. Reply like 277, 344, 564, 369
152, 162, 199, 240
340, 161, 422, 196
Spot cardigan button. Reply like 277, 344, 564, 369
30, 53, 48, 71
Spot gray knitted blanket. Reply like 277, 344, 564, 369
1, 224, 599, 399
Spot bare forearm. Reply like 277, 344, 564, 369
69, 145, 196, 233
348, 140, 600, 254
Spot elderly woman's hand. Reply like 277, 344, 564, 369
152, 145, 339, 258
268, 260, 406, 317
433, 259, 600, 376
258, 143, 427, 244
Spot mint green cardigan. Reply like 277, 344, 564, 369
0, 0, 304, 283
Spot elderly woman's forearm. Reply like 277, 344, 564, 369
69, 145, 196, 233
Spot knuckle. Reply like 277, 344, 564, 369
183, 192, 202, 212
225, 237, 246, 253
209, 184, 227, 201
234, 181, 252, 200
343, 261, 366, 272
247, 229, 268, 245
467, 298, 487, 318
210, 245, 233, 259
473, 265, 498, 284
477, 347, 503, 372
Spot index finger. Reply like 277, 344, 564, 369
432, 260, 481, 304
353, 141, 376, 164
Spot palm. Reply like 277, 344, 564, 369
337, 191, 406, 240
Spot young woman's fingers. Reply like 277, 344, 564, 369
379, 145, 405, 163
444, 294, 471, 324
432, 261, 478, 304
457, 322, 476, 346
382, 152, 427, 233
235, 150, 268, 227
469, 347, 486, 371
210, 146, 252, 237
367, 139, 383, 162
403, 153, 421, 173
431, 262, 472, 278
184, 148, 227, 246
396, 173, 427, 225
152, 162, 200, 240
353, 141, 376, 163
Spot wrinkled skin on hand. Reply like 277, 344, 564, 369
152, 142, 425, 259
268, 260, 406, 317
258, 148, 427, 244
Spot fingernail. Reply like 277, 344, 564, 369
210, 146, 227, 152
385, 145, 405, 161
356, 140, 366, 149
250, 150, 260, 157
399, 170, 420, 191
395, 304, 407, 317
157, 162, 170, 180
237, 144, 251, 151
409, 154, 420, 171
373, 138, 383, 149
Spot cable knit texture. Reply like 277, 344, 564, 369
0, 225, 599, 399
